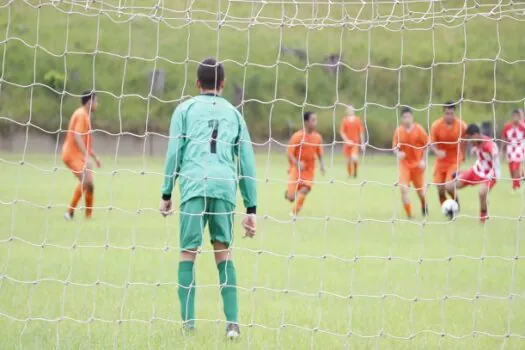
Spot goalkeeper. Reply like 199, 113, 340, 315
159, 58, 257, 339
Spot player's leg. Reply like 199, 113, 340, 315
285, 167, 299, 202
64, 158, 89, 219
66, 183, 82, 220
479, 178, 496, 223
292, 183, 311, 216
82, 163, 95, 218
446, 169, 472, 208
343, 145, 353, 177
509, 161, 521, 190
350, 146, 359, 178
445, 165, 460, 208
208, 199, 240, 338
479, 183, 490, 223
178, 197, 207, 330
399, 166, 412, 218
433, 166, 448, 205
412, 169, 428, 216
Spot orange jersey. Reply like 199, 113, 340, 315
340, 116, 364, 144
393, 123, 429, 169
430, 117, 467, 164
287, 130, 323, 171
62, 107, 92, 160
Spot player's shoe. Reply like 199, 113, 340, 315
64, 211, 74, 221
226, 323, 240, 340
181, 322, 196, 336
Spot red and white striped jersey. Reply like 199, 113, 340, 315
472, 136, 500, 179
502, 122, 525, 163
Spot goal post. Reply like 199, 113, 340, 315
0, 1, 524, 348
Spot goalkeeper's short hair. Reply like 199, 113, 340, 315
197, 58, 224, 90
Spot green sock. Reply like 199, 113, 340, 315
178, 261, 196, 328
217, 260, 238, 323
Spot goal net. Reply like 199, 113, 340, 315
0, 0, 524, 348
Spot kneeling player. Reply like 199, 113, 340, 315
392, 107, 429, 218
445, 124, 499, 223
285, 112, 325, 216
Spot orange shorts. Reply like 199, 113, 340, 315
399, 166, 425, 190
433, 162, 458, 185
286, 166, 314, 197
63, 155, 91, 180
343, 144, 360, 159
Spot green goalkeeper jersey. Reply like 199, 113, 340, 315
161, 94, 257, 212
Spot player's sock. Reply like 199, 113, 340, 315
292, 192, 306, 215
68, 184, 82, 214
419, 196, 428, 216
178, 261, 196, 328
84, 189, 94, 218
403, 203, 412, 218
480, 210, 488, 223
217, 260, 238, 324
353, 162, 358, 178
513, 179, 520, 190
347, 163, 353, 177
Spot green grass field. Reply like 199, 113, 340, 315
0, 152, 524, 349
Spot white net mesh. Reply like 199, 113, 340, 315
0, 0, 525, 348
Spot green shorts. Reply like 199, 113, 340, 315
179, 197, 235, 251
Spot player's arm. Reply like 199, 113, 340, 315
490, 142, 501, 179
88, 144, 101, 168
287, 133, 303, 170
160, 107, 185, 214
72, 116, 89, 160
359, 121, 366, 150
339, 120, 349, 143
392, 128, 404, 159
499, 126, 508, 156
420, 127, 430, 168
317, 138, 326, 175
459, 121, 468, 161
429, 123, 445, 159
235, 114, 257, 237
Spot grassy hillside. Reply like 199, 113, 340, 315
1, 0, 525, 147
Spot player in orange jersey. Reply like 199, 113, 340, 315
430, 101, 467, 205
285, 111, 325, 216
340, 105, 365, 178
392, 107, 430, 219
62, 91, 101, 220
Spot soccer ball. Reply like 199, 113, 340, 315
441, 199, 459, 219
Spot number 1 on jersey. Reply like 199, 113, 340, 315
209, 120, 219, 154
